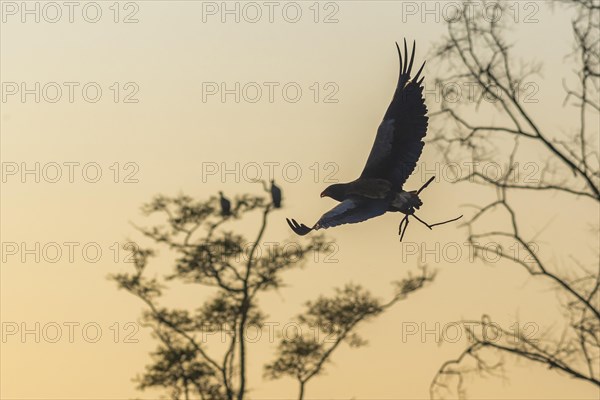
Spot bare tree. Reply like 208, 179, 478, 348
428, 0, 599, 398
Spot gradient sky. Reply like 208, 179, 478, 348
1, 1, 599, 399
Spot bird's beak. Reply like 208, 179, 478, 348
320, 191, 326, 198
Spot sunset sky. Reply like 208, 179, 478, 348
1, 1, 599, 399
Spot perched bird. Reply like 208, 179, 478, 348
287, 40, 461, 240
218, 191, 231, 217
270, 180, 282, 208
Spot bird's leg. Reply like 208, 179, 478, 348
398, 215, 410, 241
397, 177, 462, 240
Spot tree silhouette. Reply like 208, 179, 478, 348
111, 186, 434, 399
428, 1, 599, 398
265, 270, 434, 400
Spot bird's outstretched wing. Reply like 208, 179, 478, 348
360, 39, 428, 190
287, 198, 387, 236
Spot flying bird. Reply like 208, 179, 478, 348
218, 191, 231, 217
270, 180, 282, 208
286, 40, 461, 240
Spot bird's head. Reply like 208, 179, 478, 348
320, 184, 345, 202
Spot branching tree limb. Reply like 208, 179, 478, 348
112, 187, 330, 399
429, 1, 600, 398
111, 185, 434, 399
265, 267, 436, 400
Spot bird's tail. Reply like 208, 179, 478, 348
392, 190, 422, 213
408, 191, 423, 209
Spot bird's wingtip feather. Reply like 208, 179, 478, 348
403, 40, 409, 75
414, 60, 426, 83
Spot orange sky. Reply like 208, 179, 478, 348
1, 1, 598, 399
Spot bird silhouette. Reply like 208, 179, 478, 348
286, 40, 461, 240
218, 191, 231, 217
270, 180, 282, 208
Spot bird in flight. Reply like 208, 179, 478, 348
286, 40, 461, 240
